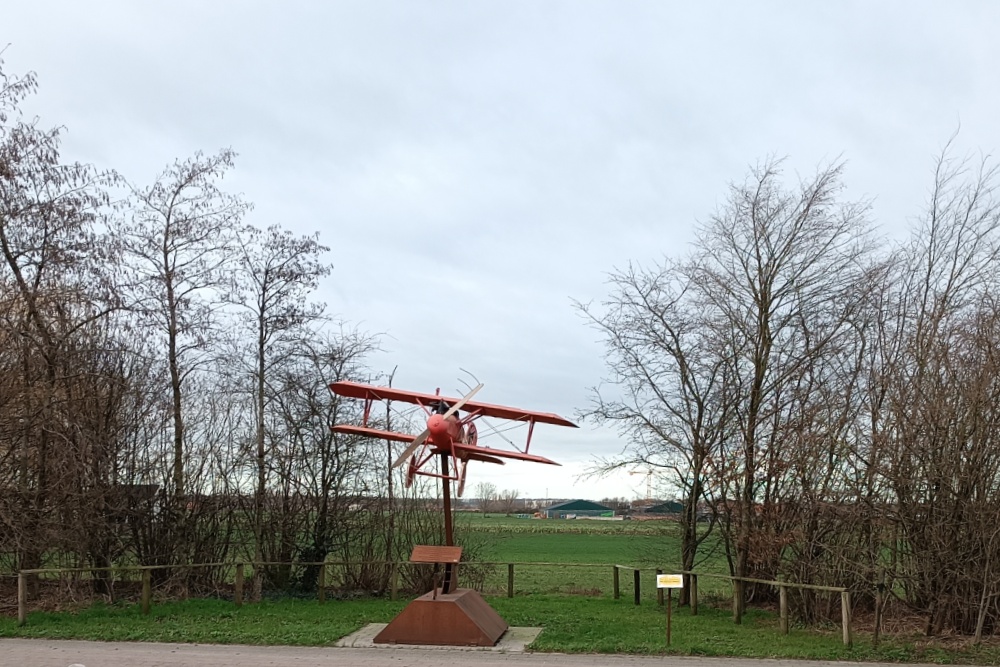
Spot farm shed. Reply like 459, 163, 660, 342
643, 500, 684, 516
542, 499, 615, 519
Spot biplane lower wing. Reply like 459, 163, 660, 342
462, 452, 506, 465
330, 381, 577, 428
331, 424, 414, 443
452, 443, 560, 466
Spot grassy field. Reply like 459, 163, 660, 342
467, 514, 731, 597
3, 514, 997, 662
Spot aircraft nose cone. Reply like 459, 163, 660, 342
427, 413, 447, 436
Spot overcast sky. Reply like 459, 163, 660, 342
6, 2, 1000, 501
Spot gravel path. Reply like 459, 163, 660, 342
0, 639, 936, 667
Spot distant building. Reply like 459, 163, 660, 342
541, 499, 615, 519
642, 500, 684, 516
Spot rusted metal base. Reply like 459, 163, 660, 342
373, 588, 508, 646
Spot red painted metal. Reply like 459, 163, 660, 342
451, 442, 557, 465
329, 381, 578, 427
330, 427, 560, 468
330, 380, 576, 646
331, 424, 413, 442
373, 589, 508, 646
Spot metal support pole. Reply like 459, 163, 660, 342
634, 568, 641, 606
666, 588, 672, 646
508, 563, 514, 598
441, 452, 454, 546
318, 563, 326, 604
657, 569, 664, 606
613, 566, 620, 599
691, 574, 698, 615
440, 452, 455, 594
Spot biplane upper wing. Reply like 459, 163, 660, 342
331, 424, 414, 443
330, 381, 578, 428
452, 443, 560, 466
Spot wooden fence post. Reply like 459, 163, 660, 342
841, 590, 852, 647
874, 576, 885, 647
507, 563, 514, 598
390, 562, 399, 601
779, 584, 788, 635
141, 569, 151, 616
656, 569, 664, 606
613, 566, 620, 600
318, 563, 326, 604
633, 568, 641, 606
234, 563, 244, 608
733, 579, 743, 624
17, 572, 27, 627
690, 574, 698, 615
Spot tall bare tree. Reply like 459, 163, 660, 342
0, 57, 120, 573
228, 223, 331, 594
578, 261, 732, 596
122, 150, 249, 502
584, 159, 878, 617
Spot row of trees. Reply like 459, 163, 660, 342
472, 482, 521, 515
582, 147, 1000, 635
0, 59, 438, 596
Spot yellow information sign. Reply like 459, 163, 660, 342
656, 574, 684, 589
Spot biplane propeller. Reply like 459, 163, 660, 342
390, 383, 483, 470
328, 381, 576, 499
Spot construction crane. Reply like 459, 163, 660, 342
629, 469, 655, 501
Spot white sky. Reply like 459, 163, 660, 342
6, 2, 1000, 499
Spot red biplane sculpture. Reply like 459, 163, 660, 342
328, 380, 576, 646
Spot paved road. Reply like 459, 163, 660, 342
0, 639, 935, 667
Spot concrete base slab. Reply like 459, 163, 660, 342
336, 623, 542, 652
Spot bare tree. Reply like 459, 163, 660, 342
0, 56, 121, 575
122, 150, 249, 503
878, 145, 1000, 634
583, 159, 878, 617
474, 482, 498, 513
578, 260, 733, 595
497, 489, 520, 516
227, 223, 331, 595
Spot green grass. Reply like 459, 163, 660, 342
4, 595, 1000, 663
494, 530, 658, 560
0, 598, 405, 646
468, 516, 731, 597
6, 517, 998, 662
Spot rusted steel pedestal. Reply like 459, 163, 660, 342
373, 588, 508, 646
